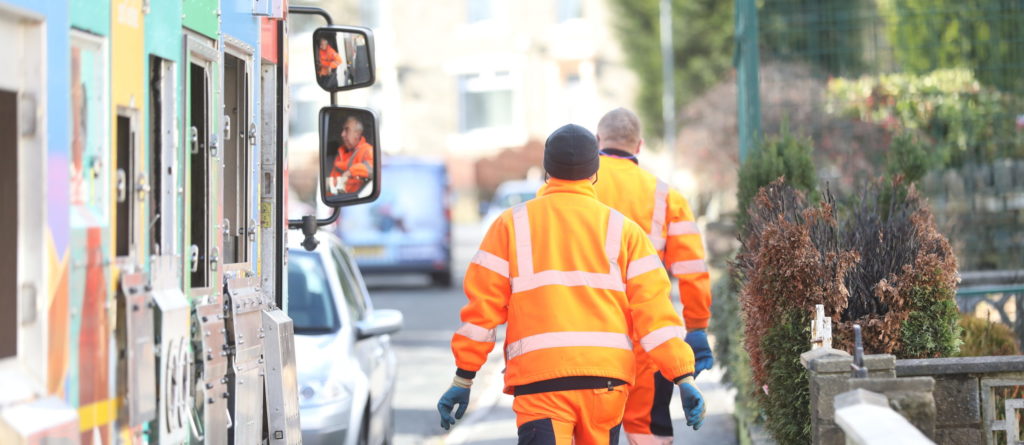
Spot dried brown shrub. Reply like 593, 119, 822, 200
737, 179, 857, 387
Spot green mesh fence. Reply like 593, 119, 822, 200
745, 0, 1024, 271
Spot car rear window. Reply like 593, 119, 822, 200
287, 251, 342, 334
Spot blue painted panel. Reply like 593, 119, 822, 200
2, 0, 72, 253
222, 0, 261, 48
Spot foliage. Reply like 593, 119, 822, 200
958, 315, 1022, 357
878, 0, 1024, 94
836, 181, 962, 355
759, 310, 812, 444
885, 131, 932, 183
709, 274, 759, 425
827, 69, 1024, 166
736, 125, 818, 232
607, 0, 734, 141
738, 178, 961, 443
759, 0, 869, 76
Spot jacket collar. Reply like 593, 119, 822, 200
537, 177, 598, 199
600, 148, 639, 164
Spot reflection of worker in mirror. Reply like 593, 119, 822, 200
317, 37, 344, 89
328, 116, 374, 195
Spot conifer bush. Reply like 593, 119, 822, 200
738, 178, 961, 444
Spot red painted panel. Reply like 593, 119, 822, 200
261, 18, 278, 64
79, 228, 110, 445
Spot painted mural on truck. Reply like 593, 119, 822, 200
0, 1, 309, 444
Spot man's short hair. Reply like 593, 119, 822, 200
597, 107, 641, 149
344, 115, 364, 133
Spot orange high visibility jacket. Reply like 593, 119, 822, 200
329, 138, 374, 193
453, 178, 696, 393
318, 46, 344, 77
594, 154, 712, 330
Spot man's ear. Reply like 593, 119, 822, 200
595, 134, 602, 148
635, 138, 644, 155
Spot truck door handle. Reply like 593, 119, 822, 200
117, 169, 127, 203
190, 126, 199, 155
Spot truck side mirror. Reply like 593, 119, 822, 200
312, 26, 375, 92
319, 106, 381, 208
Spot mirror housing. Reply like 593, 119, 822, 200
312, 26, 375, 92
355, 309, 403, 340
319, 106, 382, 208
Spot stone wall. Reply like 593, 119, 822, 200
920, 159, 1024, 271
895, 356, 1024, 444
802, 351, 1024, 444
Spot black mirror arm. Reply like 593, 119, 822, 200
287, 207, 340, 251
287, 4, 341, 251
289, 5, 338, 106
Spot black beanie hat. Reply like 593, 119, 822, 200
544, 124, 599, 180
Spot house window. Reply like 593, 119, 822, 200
467, 0, 493, 23
558, 0, 582, 22
458, 72, 514, 132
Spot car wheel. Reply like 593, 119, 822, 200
431, 270, 452, 288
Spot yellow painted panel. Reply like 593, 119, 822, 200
110, 0, 147, 265
78, 398, 118, 431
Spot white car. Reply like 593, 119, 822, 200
288, 232, 402, 445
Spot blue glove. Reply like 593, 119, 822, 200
437, 385, 471, 430
677, 377, 706, 430
685, 329, 714, 377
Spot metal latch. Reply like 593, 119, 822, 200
190, 245, 200, 273
209, 247, 219, 272
190, 126, 199, 155
223, 115, 231, 141
247, 218, 257, 242
248, 122, 257, 146
136, 174, 151, 202
117, 169, 128, 203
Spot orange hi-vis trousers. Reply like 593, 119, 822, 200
514, 384, 628, 445
623, 351, 676, 445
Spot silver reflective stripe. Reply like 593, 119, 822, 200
626, 254, 663, 280
505, 331, 633, 360
513, 204, 533, 277
648, 235, 666, 252
649, 180, 669, 251
455, 322, 497, 343
512, 270, 626, 293
639, 325, 686, 352
626, 433, 674, 445
670, 259, 708, 276
668, 220, 700, 236
471, 250, 510, 277
606, 210, 624, 277
509, 205, 627, 293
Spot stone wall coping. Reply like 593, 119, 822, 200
848, 376, 936, 394
895, 356, 1024, 376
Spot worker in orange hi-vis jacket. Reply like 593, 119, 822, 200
592, 108, 714, 445
436, 124, 705, 445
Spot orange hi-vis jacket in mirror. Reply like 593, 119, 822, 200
452, 178, 696, 394
318, 45, 343, 77
594, 154, 712, 330
330, 138, 374, 194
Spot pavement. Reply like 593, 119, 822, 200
368, 222, 739, 444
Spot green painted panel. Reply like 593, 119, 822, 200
70, 0, 111, 35
145, 0, 182, 61
183, 0, 219, 39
